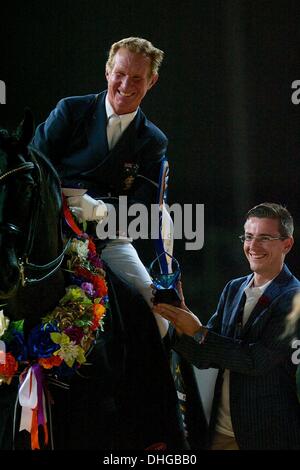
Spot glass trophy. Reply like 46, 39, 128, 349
149, 252, 181, 306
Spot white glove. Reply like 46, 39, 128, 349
64, 192, 108, 222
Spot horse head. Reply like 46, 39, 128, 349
0, 110, 37, 298
0, 111, 65, 322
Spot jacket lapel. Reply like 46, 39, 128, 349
223, 275, 252, 337
85, 93, 144, 163
102, 111, 143, 191
109, 109, 142, 158
241, 264, 293, 337
85, 91, 109, 158
82, 108, 144, 187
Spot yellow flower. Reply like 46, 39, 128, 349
0, 310, 10, 338
51, 332, 86, 367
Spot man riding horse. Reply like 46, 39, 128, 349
32, 36, 169, 337
0, 111, 188, 450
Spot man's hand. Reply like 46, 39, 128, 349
151, 280, 202, 335
176, 280, 189, 311
66, 194, 108, 222
153, 301, 203, 337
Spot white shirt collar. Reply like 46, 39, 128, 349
105, 94, 138, 133
244, 277, 273, 299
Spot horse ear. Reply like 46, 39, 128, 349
17, 108, 35, 146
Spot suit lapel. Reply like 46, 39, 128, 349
109, 109, 142, 158
103, 111, 143, 191
223, 276, 252, 337
241, 264, 293, 337
85, 92, 109, 157
86, 94, 144, 162
82, 108, 144, 185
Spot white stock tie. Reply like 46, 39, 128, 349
107, 114, 122, 150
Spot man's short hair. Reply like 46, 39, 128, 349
106, 37, 164, 77
245, 202, 294, 237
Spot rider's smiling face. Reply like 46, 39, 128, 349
105, 47, 158, 115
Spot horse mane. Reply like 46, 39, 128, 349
28, 144, 61, 191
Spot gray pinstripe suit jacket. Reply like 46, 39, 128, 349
173, 264, 300, 449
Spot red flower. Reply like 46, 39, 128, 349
75, 266, 107, 297
38, 355, 63, 369
92, 276, 108, 297
88, 238, 97, 255
0, 352, 18, 381
75, 266, 94, 282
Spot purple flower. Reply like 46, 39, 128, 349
81, 282, 95, 297
64, 326, 84, 344
88, 252, 103, 269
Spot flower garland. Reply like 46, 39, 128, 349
0, 235, 109, 385
0, 231, 110, 449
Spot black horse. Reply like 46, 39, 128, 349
0, 111, 191, 450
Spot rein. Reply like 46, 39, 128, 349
0, 161, 35, 182
19, 239, 71, 286
0, 149, 71, 287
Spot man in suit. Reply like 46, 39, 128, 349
32, 36, 169, 337
153, 202, 300, 449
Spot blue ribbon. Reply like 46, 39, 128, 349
154, 159, 170, 274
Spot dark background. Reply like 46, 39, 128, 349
1, 0, 300, 321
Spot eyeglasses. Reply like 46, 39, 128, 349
239, 234, 287, 243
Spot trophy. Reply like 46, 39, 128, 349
150, 158, 182, 306
149, 252, 181, 306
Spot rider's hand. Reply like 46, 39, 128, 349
66, 194, 108, 222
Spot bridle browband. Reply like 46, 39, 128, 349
0, 149, 71, 287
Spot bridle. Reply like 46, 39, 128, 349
0, 161, 35, 182
0, 148, 70, 288
0, 159, 35, 251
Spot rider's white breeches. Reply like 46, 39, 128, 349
101, 240, 169, 338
